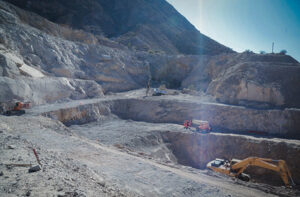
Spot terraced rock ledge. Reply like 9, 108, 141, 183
27, 90, 300, 187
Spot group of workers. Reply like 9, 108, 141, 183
184, 120, 192, 129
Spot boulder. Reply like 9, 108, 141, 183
0, 76, 104, 105
0, 52, 21, 78
0, 49, 44, 78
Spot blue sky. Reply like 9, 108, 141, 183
166, 0, 300, 61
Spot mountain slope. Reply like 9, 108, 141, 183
0, 0, 149, 107
4, 0, 234, 55
1, 0, 300, 109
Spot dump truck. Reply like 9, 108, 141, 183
184, 119, 211, 133
207, 157, 295, 187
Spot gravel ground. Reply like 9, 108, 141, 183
0, 115, 287, 197
0, 117, 126, 197
70, 117, 184, 163
1, 90, 299, 197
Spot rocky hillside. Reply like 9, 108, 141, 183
140, 52, 300, 108
4, 0, 233, 55
183, 52, 300, 108
0, 0, 299, 110
0, 0, 149, 97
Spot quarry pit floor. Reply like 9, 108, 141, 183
1, 89, 300, 197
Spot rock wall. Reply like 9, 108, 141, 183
0, 49, 45, 78
206, 61, 300, 108
42, 101, 112, 126
140, 52, 300, 109
111, 99, 300, 138
0, 1, 148, 93
37, 97, 300, 139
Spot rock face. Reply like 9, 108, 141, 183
208, 56, 300, 108
137, 53, 204, 88
4, 0, 233, 55
0, 49, 45, 78
111, 98, 300, 138
0, 0, 148, 98
43, 102, 111, 126
180, 53, 300, 108
37, 96, 300, 139
0, 45, 104, 107
0, 76, 104, 105
137, 51, 300, 108
206, 62, 300, 108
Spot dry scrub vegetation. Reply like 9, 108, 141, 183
15, 7, 98, 45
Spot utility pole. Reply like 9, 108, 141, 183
272, 42, 274, 53
145, 61, 151, 97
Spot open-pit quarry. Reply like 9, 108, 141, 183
0, 1, 300, 196
1, 89, 300, 197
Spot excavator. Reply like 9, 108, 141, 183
207, 157, 295, 187
4, 102, 31, 116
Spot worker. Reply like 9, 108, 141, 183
184, 121, 188, 129
13, 102, 23, 111
188, 120, 192, 128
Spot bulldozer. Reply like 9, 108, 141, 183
3, 102, 31, 116
207, 157, 295, 187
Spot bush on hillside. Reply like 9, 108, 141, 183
59, 24, 98, 45
279, 49, 287, 55
16, 8, 98, 45
260, 51, 266, 54
244, 49, 254, 54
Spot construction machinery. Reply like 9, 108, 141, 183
207, 157, 295, 187
152, 88, 167, 96
4, 102, 31, 116
184, 119, 211, 133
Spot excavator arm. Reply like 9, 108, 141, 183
277, 160, 295, 187
231, 157, 294, 186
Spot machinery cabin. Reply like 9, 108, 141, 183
152, 88, 167, 96
184, 119, 211, 133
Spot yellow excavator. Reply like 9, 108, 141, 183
207, 157, 295, 187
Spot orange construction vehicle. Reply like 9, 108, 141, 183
207, 157, 295, 187
184, 119, 211, 133
4, 102, 31, 116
